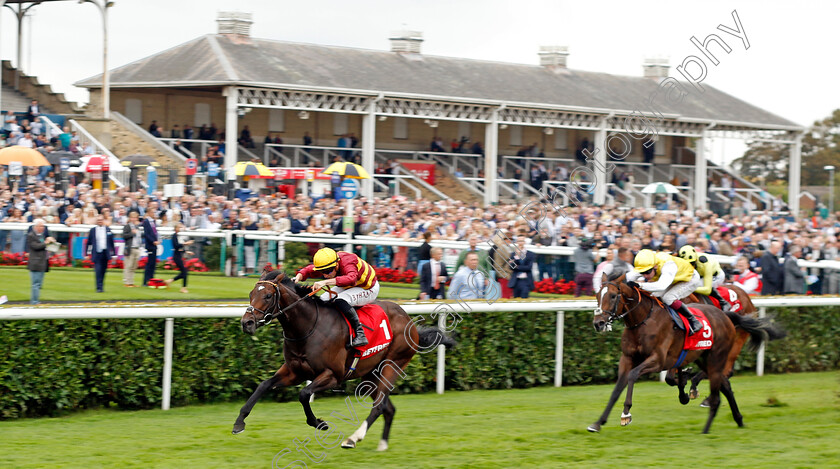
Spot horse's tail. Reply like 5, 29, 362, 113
725, 311, 787, 351
417, 326, 457, 350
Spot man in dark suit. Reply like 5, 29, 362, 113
87, 215, 116, 293
26, 99, 41, 123
142, 212, 160, 286
419, 247, 448, 299
759, 241, 784, 295
783, 246, 806, 295
508, 237, 536, 298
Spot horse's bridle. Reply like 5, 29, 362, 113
245, 279, 322, 341
595, 281, 649, 329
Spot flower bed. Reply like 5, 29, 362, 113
534, 278, 576, 295
376, 267, 418, 284
0, 252, 28, 266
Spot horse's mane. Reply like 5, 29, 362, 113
266, 270, 328, 306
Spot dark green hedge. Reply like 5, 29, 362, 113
1, 306, 837, 419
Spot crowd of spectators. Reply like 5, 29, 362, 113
2, 167, 840, 298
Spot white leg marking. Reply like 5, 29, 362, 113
377, 439, 389, 451
349, 421, 368, 443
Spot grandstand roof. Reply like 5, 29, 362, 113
75, 34, 799, 130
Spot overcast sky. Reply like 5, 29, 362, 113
1, 0, 837, 135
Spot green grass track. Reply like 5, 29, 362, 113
1, 372, 837, 468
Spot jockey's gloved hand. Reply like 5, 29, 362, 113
625, 271, 642, 283
627, 281, 640, 289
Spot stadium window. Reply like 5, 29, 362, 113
269, 109, 285, 132
394, 117, 408, 139
655, 136, 665, 156
458, 121, 471, 140
334, 113, 349, 135
554, 129, 568, 150
125, 99, 142, 124
510, 126, 522, 146
194, 103, 211, 128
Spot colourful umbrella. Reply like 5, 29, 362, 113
320, 161, 370, 179
233, 161, 274, 177
0, 145, 50, 166
641, 182, 680, 194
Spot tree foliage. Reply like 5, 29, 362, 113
733, 109, 840, 186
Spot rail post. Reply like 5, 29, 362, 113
436, 313, 446, 395
161, 318, 174, 410
555, 310, 565, 387
756, 306, 767, 376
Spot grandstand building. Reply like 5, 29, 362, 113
75, 12, 804, 211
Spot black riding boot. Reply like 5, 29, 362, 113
334, 299, 368, 348
677, 303, 703, 335
709, 288, 731, 312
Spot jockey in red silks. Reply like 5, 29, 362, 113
295, 247, 379, 347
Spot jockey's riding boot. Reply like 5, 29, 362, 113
710, 289, 731, 312
334, 299, 369, 348
677, 303, 703, 335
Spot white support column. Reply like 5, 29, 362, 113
756, 307, 766, 377
436, 313, 446, 394
361, 101, 376, 199
161, 318, 174, 410
593, 121, 608, 205
0, 1, 5, 113
788, 133, 803, 216
483, 109, 499, 206
223, 87, 239, 184
554, 310, 565, 387
694, 131, 708, 210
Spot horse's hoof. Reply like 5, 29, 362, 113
377, 440, 389, 451
679, 393, 690, 405
699, 397, 710, 408
586, 423, 601, 433
341, 438, 356, 449
689, 389, 699, 400
309, 418, 329, 430
232, 423, 245, 435
620, 413, 632, 426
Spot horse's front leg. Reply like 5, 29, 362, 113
300, 370, 340, 430
620, 354, 665, 426
689, 370, 707, 400
588, 355, 633, 433
233, 364, 302, 434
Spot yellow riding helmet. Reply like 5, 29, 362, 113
313, 248, 339, 271
678, 245, 698, 263
633, 249, 656, 273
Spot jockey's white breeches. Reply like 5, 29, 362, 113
320, 281, 380, 306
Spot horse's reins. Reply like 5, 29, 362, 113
246, 280, 330, 342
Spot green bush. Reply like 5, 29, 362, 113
202, 238, 223, 272
0, 306, 837, 419
281, 241, 312, 275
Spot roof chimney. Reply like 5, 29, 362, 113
539, 46, 569, 69
642, 57, 670, 79
389, 30, 423, 54
217, 11, 253, 36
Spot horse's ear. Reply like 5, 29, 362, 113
601, 272, 608, 285
259, 265, 272, 280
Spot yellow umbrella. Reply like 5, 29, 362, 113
0, 146, 51, 166
233, 161, 274, 177
321, 161, 370, 179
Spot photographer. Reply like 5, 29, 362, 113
573, 237, 600, 297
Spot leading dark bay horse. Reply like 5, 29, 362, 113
234, 268, 455, 451
590, 274, 785, 433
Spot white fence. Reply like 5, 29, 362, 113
0, 296, 828, 410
